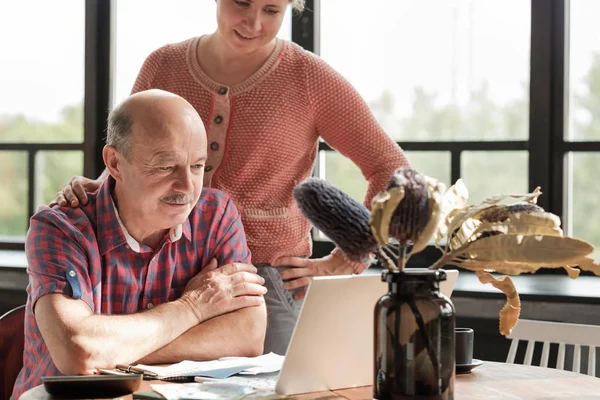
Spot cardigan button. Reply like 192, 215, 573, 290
210, 142, 219, 151
214, 115, 224, 124
218, 87, 228, 95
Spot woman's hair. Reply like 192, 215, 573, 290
290, 0, 305, 13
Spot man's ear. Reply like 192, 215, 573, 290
103, 145, 125, 181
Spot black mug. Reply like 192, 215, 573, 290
455, 327, 474, 366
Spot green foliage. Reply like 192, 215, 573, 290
570, 53, 600, 258
0, 104, 84, 237
0, 152, 28, 236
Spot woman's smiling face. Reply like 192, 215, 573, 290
215, 0, 288, 54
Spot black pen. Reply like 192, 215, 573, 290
115, 364, 159, 378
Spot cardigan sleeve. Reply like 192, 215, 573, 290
303, 52, 410, 208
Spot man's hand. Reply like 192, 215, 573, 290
50, 176, 102, 207
271, 254, 355, 300
179, 259, 267, 323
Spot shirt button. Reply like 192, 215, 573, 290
210, 142, 219, 151
147, 303, 154, 310
205, 165, 213, 172
218, 87, 228, 95
214, 115, 224, 124
68, 270, 76, 277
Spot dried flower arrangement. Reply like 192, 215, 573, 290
294, 166, 600, 336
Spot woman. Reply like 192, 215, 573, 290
54, 0, 409, 355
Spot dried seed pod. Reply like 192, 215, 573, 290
386, 167, 431, 244
293, 178, 377, 262
480, 203, 544, 223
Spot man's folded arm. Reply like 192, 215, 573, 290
34, 293, 200, 375
137, 301, 267, 364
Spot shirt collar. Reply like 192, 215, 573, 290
96, 177, 191, 255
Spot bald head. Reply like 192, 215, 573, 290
106, 89, 206, 160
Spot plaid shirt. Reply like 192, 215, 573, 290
12, 178, 250, 399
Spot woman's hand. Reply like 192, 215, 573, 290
271, 254, 358, 300
50, 176, 102, 207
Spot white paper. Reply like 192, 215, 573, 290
220, 353, 284, 375
151, 382, 252, 400
197, 374, 279, 392
136, 352, 284, 379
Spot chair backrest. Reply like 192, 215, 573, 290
0, 305, 25, 400
506, 319, 600, 377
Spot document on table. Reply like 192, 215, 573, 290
135, 353, 284, 380
151, 381, 284, 400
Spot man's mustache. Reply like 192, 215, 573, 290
160, 194, 194, 204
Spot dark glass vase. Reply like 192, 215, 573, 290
374, 269, 456, 400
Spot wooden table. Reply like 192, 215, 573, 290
19, 361, 600, 399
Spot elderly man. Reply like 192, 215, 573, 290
12, 89, 267, 398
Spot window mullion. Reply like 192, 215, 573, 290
84, 0, 112, 179
529, 0, 567, 217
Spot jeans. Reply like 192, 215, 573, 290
255, 264, 303, 356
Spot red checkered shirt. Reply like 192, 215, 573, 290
12, 178, 250, 399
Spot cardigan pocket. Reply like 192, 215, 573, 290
242, 207, 289, 219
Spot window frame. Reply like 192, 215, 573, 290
2, 0, 600, 270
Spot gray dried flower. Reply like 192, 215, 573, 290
293, 178, 377, 263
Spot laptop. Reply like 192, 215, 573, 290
274, 269, 459, 395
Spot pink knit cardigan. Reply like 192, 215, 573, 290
132, 37, 409, 264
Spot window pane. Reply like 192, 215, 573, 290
0, 151, 27, 238
567, 153, 600, 260
0, 1, 84, 143
320, 0, 530, 141
461, 151, 528, 204
567, 0, 600, 141
114, 1, 293, 105
320, 151, 369, 204
404, 151, 451, 187
35, 151, 84, 210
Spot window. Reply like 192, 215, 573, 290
566, 0, 600, 259
309, 0, 599, 269
318, 0, 530, 207
0, 1, 85, 245
2, 0, 599, 271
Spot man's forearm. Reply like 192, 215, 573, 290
137, 303, 267, 365
60, 299, 198, 372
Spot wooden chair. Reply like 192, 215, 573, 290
506, 319, 600, 377
0, 305, 25, 400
